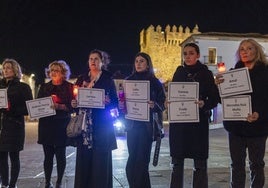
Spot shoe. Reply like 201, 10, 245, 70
45, 182, 53, 188
56, 183, 63, 188
1, 186, 8, 188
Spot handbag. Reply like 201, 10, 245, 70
66, 112, 86, 138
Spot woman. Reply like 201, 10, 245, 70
71, 49, 118, 188
215, 39, 268, 187
0, 58, 33, 188
37, 60, 74, 188
125, 52, 166, 188
169, 43, 220, 188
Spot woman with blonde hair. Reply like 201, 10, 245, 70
37, 60, 74, 188
215, 39, 268, 187
0, 58, 33, 188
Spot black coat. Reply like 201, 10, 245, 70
75, 70, 118, 151
125, 71, 166, 139
37, 80, 74, 146
0, 78, 33, 151
169, 61, 220, 159
223, 62, 268, 137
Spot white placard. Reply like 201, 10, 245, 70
124, 80, 150, 101
218, 67, 252, 97
125, 100, 150, 122
221, 95, 252, 121
77, 88, 105, 109
168, 82, 199, 101
0, 89, 8, 108
26, 97, 56, 119
168, 100, 199, 123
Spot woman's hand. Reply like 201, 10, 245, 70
148, 101, 155, 109
247, 112, 259, 123
195, 100, 205, 108
71, 99, 78, 108
104, 95, 111, 105
215, 73, 224, 85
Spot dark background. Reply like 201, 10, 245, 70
1, 0, 268, 84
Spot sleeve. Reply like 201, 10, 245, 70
10, 83, 33, 116
203, 70, 220, 111
153, 78, 166, 112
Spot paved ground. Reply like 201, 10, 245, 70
4, 122, 268, 187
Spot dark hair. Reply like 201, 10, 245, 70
89, 49, 111, 70
132, 52, 155, 75
183, 42, 200, 54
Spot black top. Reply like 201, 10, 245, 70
169, 61, 220, 159
0, 78, 33, 151
223, 61, 268, 137
37, 80, 74, 146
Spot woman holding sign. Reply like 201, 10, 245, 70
71, 49, 118, 188
215, 39, 268, 187
37, 60, 74, 188
125, 52, 166, 188
0, 58, 33, 188
169, 43, 220, 188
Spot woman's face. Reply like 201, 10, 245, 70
135, 55, 148, 72
49, 65, 63, 82
183, 46, 200, 66
89, 53, 103, 71
239, 41, 256, 64
2, 62, 15, 80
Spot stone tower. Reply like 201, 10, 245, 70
140, 24, 200, 82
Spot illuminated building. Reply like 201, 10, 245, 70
140, 24, 200, 82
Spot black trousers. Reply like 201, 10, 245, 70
228, 133, 267, 188
170, 158, 208, 188
126, 126, 153, 188
74, 142, 113, 188
0, 151, 20, 187
42, 145, 66, 185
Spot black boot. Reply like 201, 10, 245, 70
45, 182, 53, 188
56, 182, 63, 188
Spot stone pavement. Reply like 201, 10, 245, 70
10, 123, 268, 187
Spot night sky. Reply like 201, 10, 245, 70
1, 0, 268, 84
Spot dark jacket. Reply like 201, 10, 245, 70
75, 70, 118, 151
223, 61, 268, 137
37, 80, 74, 146
169, 61, 220, 159
0, 78, 33, 151
125, 71, 166, 140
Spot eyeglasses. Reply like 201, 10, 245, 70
50, 69, 61, 73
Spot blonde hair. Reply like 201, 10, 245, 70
235, 38, 268, 65
45, 60, 71, 80
2, 58, 23, 79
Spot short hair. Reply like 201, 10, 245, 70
2, 58, 23, 79
45, 60, 71, 80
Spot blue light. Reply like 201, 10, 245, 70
114, 120, 123, 129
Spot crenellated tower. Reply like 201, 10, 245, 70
140, 24, 200, 82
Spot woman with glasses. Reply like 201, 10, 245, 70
37, 60, 74, 188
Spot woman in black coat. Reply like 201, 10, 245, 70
169, 43, 220, 188
125, 52, 166, 188
215, 39, 268, 187
37, 60, 74, 188
0, 58, 33, 188
71, 49, 118, 188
